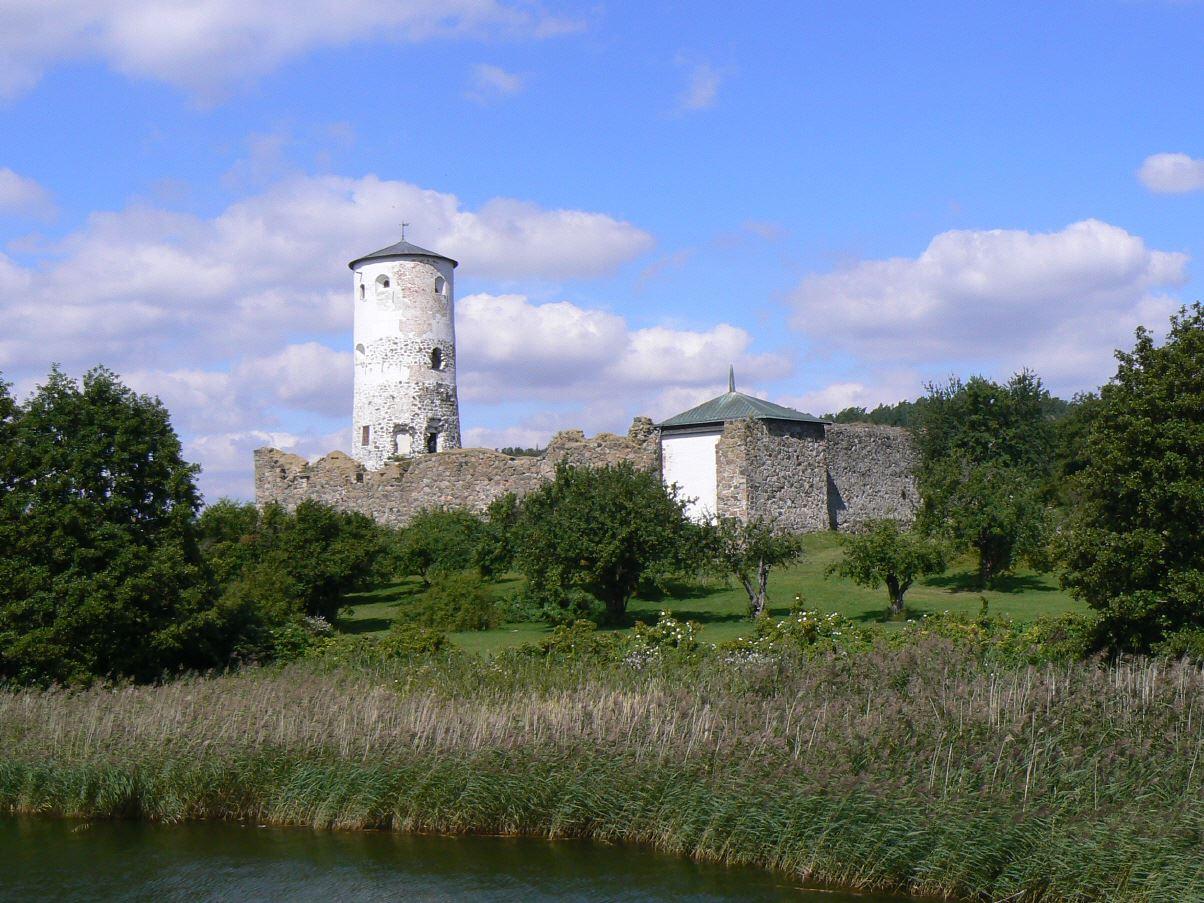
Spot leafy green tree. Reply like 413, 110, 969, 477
827, 519, 945, 617
916, 371, 1055, 586
512, 462, 694, 624
1061, 304, 1204, 651
707, 518, 804, 618
395, 508, 486, 585
0, 367, 224, 685
475, 492, 520, 578
198, 499, 390, 623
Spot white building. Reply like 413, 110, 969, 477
659, 367, 830, 521
348, 238, 462, 468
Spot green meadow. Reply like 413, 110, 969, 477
340, 532, 1085, 653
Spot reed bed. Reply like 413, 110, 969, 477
3, 641, 1202, 901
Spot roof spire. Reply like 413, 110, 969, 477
728, 364, 736, 393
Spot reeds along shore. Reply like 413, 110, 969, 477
2, 642, 1203, 901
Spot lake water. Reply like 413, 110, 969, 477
1, 817, 913, 901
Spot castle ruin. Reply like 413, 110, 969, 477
254, 237, 918, 530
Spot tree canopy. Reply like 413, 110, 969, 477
0, 367, 221, 684
1061, 303, 1204, 651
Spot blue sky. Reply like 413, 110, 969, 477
1, 0, 1202, 499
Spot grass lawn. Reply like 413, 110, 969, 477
339, 532, 1087, 654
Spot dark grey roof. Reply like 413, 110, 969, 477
348, 240, 458, 269
659, 390, 829, 429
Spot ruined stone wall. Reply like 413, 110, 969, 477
255, 418, 660, 527
825, 423, 918, 530
715, 419, 829, 532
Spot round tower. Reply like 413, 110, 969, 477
348, 237, 461, 468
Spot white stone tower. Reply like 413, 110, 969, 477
349, 237, 461, 468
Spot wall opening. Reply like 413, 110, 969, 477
374, 274, 391, 302
430, 347, 443, 370
355, 343, 366, 364
426, 432, 438, 454
434, 275, 445, 295
360, 425, 370, 446
393, 427, 410, 456
358, 284, 365, 300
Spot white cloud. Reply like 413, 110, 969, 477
0, 174, 653, 375
1138, 152, 1204, 194
788, 219, 1188, 393
0, 0, 581, 100
457, 292, 791, 403
465, 63, 525, 103
678, 62, 721, 111
0, 167, 54, 218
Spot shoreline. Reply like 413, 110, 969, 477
3, 645, 1202, 901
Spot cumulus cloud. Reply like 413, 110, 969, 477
0, 174, 653, 375
0, 0, 581, 100
465, 63, 525, 103
1138, 152, 1204, 194
457, 292, 791, 403
789, 219, 1188, 393
678, 61, 721, 111
0, 167, 54, 218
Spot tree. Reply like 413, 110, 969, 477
394, 508, 486, 585
1061, 304, 1204, 652
708, 518, 804, 618
511, 462, 694, 624
827, 519, 945, 617
0, 367, 224, 684
916, 371, 1055, 586
198, 499, 391, 623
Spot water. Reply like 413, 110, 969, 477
0, 817, 911, 902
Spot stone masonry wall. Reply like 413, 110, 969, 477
825, 423, 918, 530
715, 419, 829, 532
255, 417, 660, 527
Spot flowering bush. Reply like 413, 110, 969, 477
720, 609, 872, 658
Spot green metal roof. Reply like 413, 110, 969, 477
659, 390, 829, 429
348, 239, 458, 270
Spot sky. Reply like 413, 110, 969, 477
1, 0, 1202, 501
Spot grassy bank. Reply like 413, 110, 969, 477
3, 642, 1201, 900
341, 533, 1086, 652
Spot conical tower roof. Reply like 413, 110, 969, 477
348, 239, 458, 269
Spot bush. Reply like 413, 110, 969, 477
519, 619, 622, 659
720, 608, 872, 659
378, 623, 450, 657
1154, 628, 1204, 664
402, 571, 500, 632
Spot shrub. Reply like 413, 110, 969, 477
626, 611, 703, 657
1154, 628, 1204, 663
519, 619, 622, 660
378, 623, 450, 657
402, 571, 500, 632
720, 609, 871, 659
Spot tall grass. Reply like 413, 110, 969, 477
3, 643, 1202, 900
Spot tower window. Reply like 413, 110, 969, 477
434, 275, 445, 295
430, 347, 443, 370
426, 433, 438, 454
374, 274, 391, 301
355, 343, 366, 364
358, 284, 365, 300
361, 425, 370, 446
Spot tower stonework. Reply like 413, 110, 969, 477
349, 239, 461, 469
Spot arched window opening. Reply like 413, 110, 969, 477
374, 274, 391, 302
430, 347, 443, 370
355, 343, 366, 364
434, 275, 445, 295
426, 433, 438, 454
358, 284, 365, 300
